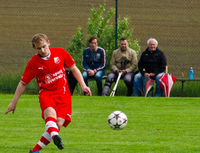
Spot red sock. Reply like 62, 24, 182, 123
31, 131, 52, 152
45, 117, 59, 139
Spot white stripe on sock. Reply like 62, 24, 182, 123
45, 121, 59, 131
38, 141, 46, 148
43, 131, 52, 142
50, 132, 58, 138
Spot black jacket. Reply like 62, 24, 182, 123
138, 47, 166, 78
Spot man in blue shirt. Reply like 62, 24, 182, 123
82, 36, 106, 96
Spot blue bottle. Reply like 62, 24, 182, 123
190, 67, 193, 79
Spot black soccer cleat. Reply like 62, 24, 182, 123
53, 135, 64, 150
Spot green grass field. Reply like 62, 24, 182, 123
1, 94, 200, 153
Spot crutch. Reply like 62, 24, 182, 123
110, 72, 123, 97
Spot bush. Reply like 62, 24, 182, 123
66, 3, 141, 75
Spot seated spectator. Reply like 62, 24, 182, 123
101, 37, 137, 96
133, 38, 167, 97
82, 36, 106, 96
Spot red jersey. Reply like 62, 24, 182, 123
21, 48, 75, 93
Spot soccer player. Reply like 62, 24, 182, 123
4, 33, 91, 153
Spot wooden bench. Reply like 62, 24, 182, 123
176, 78, 200, 97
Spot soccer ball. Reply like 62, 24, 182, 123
107, 110, 128, 130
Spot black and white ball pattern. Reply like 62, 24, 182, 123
108, 110, 128, 130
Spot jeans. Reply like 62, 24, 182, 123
133, 72, 165, 97
83, 70, 105, 96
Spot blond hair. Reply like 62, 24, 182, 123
31, 33, 48, 48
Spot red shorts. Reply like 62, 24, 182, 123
39, 92, 72, 127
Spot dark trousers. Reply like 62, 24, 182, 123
102, 71, 134, 96
66, 70, 77, 95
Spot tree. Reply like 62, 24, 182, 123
66, 3, 141, 74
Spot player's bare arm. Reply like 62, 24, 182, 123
70, 65, 92, 96
4, 81, 27, 114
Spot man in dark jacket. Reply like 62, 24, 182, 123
82, 36, 106, 96
133, 38, 166, 97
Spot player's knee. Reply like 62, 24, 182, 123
57, 118, 65, 129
